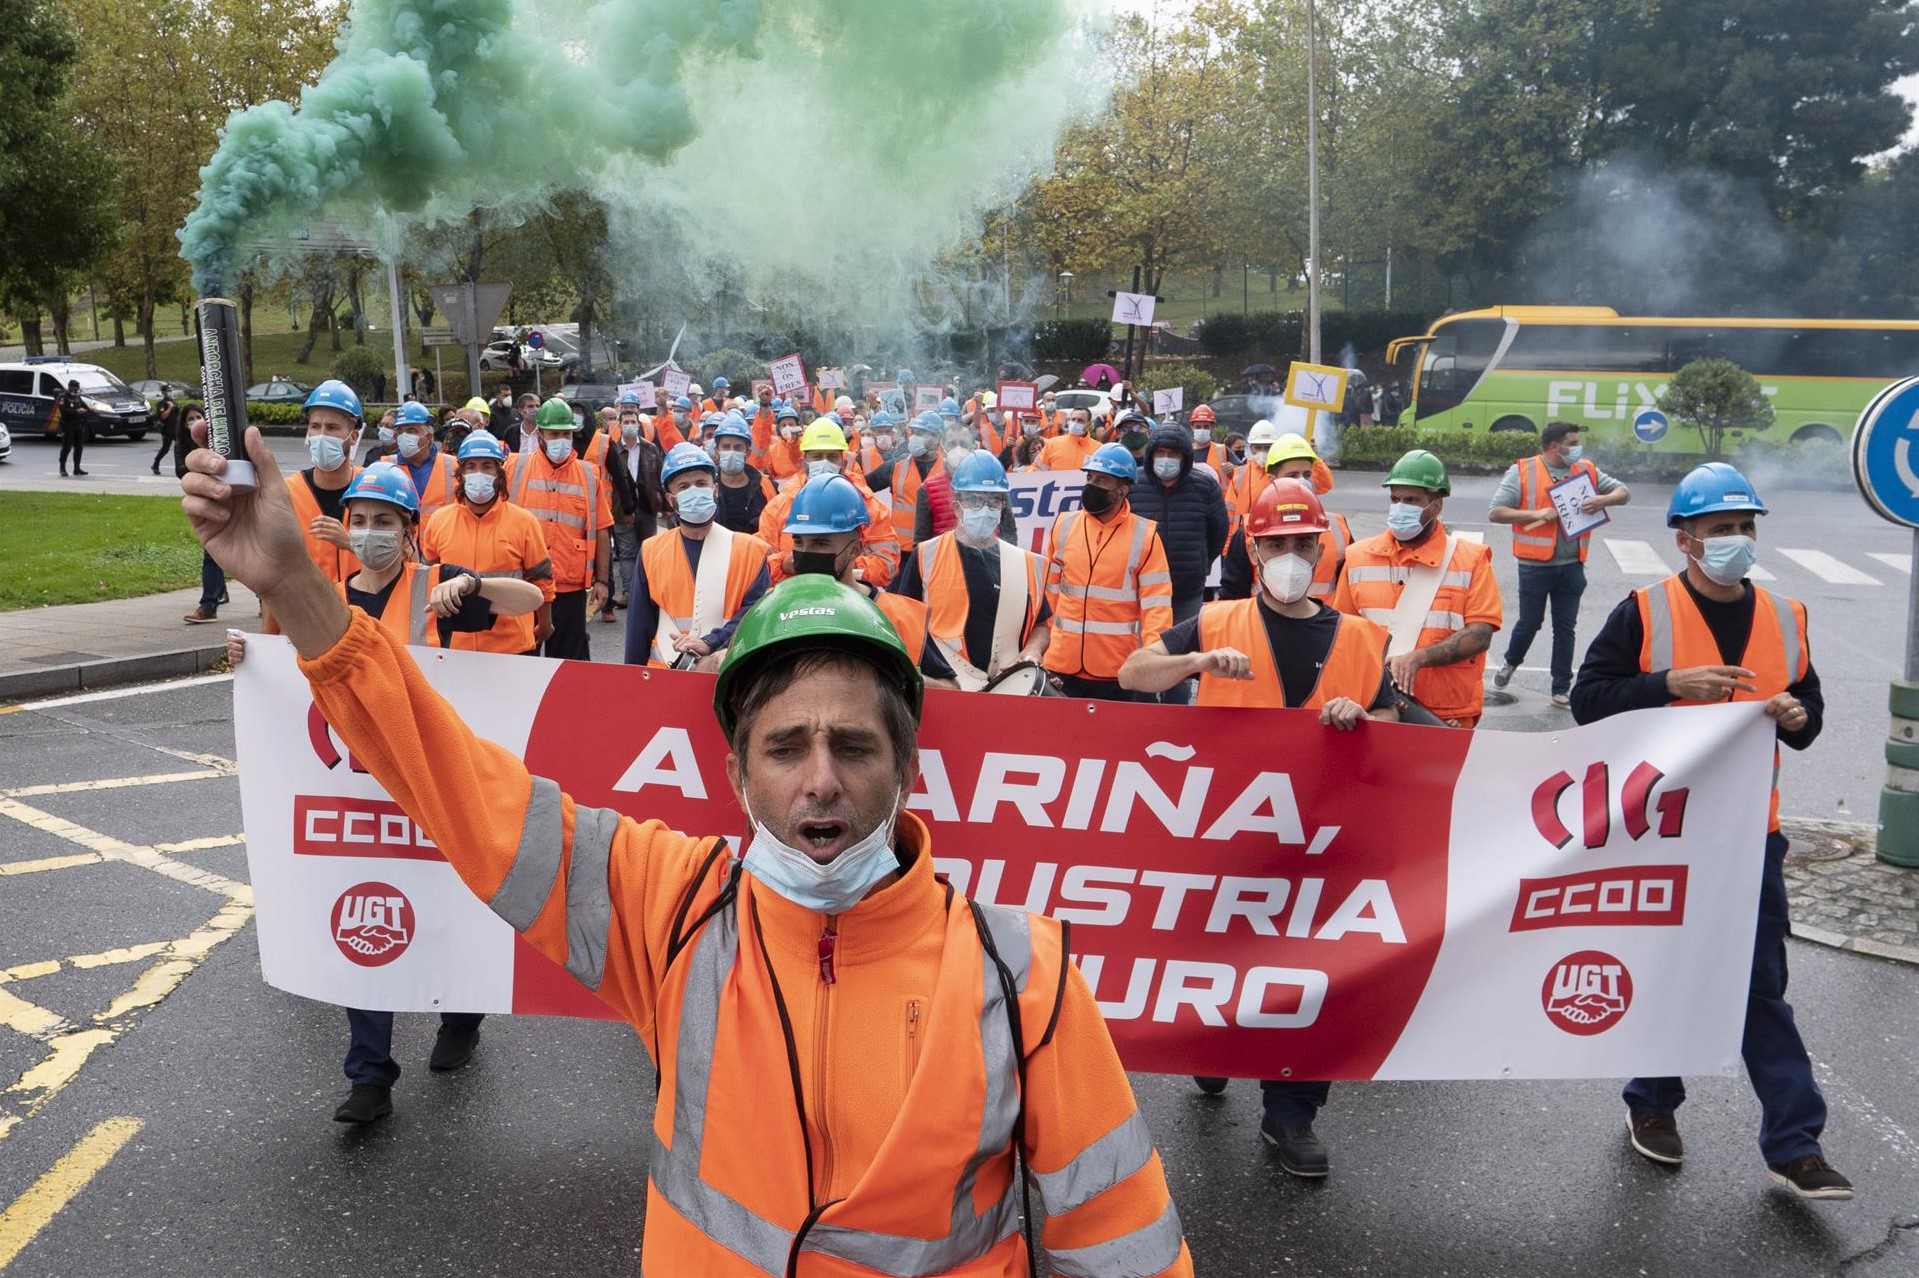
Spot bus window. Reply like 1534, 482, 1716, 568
1416, 319, 1503, 419
1503, 325, 1668, 373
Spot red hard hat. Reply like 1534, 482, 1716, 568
1245, 477, 1330, 538
1190, 403, 1216, 424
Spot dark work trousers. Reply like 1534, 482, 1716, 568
1054, 673, 1149, 703
542, 589, 590, 660
59, 421, 85, 472
1503, 560, 1587, 696
1624, 832, 1827, 1165
344, 1009, 485, 1087
1261, 1080, 1332, 1127
153, 425, 177, 471
199, 552, 227, 613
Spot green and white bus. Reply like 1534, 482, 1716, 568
1384, 305, 1919, 450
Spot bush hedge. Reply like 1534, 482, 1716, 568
1197, 309, 1432, 359
1132, 362, 1219, 407
1032, 318, 1114, 365
329, 346, 387, 400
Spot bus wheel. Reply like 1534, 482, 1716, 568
1790, 424, 1841, 445
1490, 416, 1536, 434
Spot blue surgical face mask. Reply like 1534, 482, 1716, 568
1152, 456, 1181, 481
1564, 444, 1584, 463
718, 450, 747, 475
907, 434, 931, 457
959, 506, 999, 541
462, 472, 497, 504
397, 432, 424, 459
1387, 501, 1428, 542
1067, 420, 1087, 436
1691, 533, 1757, 586
545, 438, 573, 464
674, 485, 717, 526
807, 459, 839, 479
377, 426, 396, 445
742, 790, 902, 914
307, 435, 347, 470
1193, 428, 1212, 444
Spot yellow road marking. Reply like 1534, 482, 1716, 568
152, 835, 243, 855
0, 942, 173, 984
0, 798, 250, 904
0, 990, 65, 1040
0, 706, 23, 717
0, 1117, 144, 1269
2, 770, 225, 798
0, 854, 102, 877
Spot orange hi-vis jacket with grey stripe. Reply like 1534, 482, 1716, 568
916, 533, 1046, 687
1637, 575, 1808, 832
759, 472, 900, 588
1042, 504, 1174, 681
298, 614, 1191, 1277
287, 467, 361, 582
636, 525, 771, 667
1309, 514, 1354, 601
403, 451, 460, 519
1333, 522, 1502, 725
1195, 598, 1389, 709
1039, 433, 1098, 473
507, 452, 614, 592
582, 428, 612, 471
334, 562, 450, 648
889, 453, 943, 552
1512, 454, 1600, 562
422, 499, 555, 654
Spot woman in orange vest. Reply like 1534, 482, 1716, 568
1119, 477, 1395, 1180
422, 431, 558, 655
624, 444, 774, 668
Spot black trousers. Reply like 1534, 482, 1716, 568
153, 425, 176, 469
59, 422, 84, 470
542, 589, 590, 660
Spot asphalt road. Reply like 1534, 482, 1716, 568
1, 678, 1917, 1276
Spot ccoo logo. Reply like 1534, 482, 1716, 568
331, 881, 414, 967
1541, 950, 1633, 1036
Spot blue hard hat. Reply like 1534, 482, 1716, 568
395, 401, 434, 427
661, 442, 717, 485
343, 462, 420, 517
700, 412, 722, 429
869, 410, 895, 430
715, 415, 754, 442
939, 397, 961, 417
784, 474, 871, 535
896, 368, 916, 383
776, 402, 801, 423
673, 395, 692, 411
820, 412, 843, 428
911, 411, 943, 434
457, 431, 507, 464
1667, 461, 1768, 528
303, 379, 363, 424
618, 389, 644, 405
951, 449, 1010, 494
711, 376, 730, 389
1084, 442, 1139, 483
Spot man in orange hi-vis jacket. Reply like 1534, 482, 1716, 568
181, 428, 1193, 1278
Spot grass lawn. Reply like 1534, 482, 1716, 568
83, 329, 392, 390
0, 493, 203, 610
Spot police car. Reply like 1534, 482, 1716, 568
0, 357, 154, 441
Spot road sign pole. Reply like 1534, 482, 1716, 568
386, 251, 409, 408
1853, 379, 1919, 866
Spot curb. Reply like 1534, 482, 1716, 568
0, 645, 229, 702
1779, 817, 1919, 968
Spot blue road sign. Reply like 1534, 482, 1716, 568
1633, 409, 1668, 444
526, 330, 544, 349
1853, 377, 1919, 528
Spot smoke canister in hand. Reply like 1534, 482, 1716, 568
194, 298, 256, 490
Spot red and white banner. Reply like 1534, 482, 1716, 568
234, 638, 1774, 1080
1007, 470, 1084, 555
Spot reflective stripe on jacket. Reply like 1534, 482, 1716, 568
1041, 507, 1173, 681
421, 500, 554, 654
410, 452, 459, 519
917, 534, 1046, 677
1333, 526, 1499, 723
1513, 456, 1598, 563
1194, 598, 1387, 710
1308, 514, 1354, 600
508, 453, 610, 591
1636, 576, 1807, 832
760, 473, 900, 588
637, 527, 771, 667
336, 562, 444, 648
891, 454, 942, 551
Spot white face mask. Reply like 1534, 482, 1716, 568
462, 473, 496, 504
1152, 456, 1181, 481
959, 506, 999, 542
742, 790, 902, 914
377, 426, 396, 444
622, 423, 640, 442
1260, 552, 1316, 604
1067, 420, 1088, 436
674, 485, 718, 525
718, 449, 747, 475
397, 432, 424, 459
349, 529, 404, 571
545, 438, 573, 464
1387, 501, 1427, 542
807, 459, 839, 479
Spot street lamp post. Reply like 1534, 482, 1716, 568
1306, 0, 1321, 365
1058, 271, 1073, 319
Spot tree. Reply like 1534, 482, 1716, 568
1664, 358, 1773, 459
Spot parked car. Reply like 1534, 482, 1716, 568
0, 420, 11, 463
1051, 388, 1116, 420
555, 383, 626, 415
1203, 393, 1284, 436
244, 378, 313, 405
0, 358, 154, 440
129, 378, 202, 403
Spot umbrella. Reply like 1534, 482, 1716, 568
1034, 374, 1060, 393
1242, 363, 1276, 377
1082, 362, 1121, 388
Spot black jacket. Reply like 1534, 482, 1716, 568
1127, 425, 1228, 620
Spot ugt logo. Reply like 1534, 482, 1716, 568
1541, 950, 1633, 1036
1531, 761, 1689, 850
331, 881, 414, 967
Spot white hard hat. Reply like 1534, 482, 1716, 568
689, 383, 704, 396
1247, 419, 1280, 447
835, 395, 854, 412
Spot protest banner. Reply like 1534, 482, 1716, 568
1153, 387, 1184, 416
997, 382, 1038, 413
769, 353, 807, 397
236, 637, 1772, 1080
819, 369, 846, 391
616, 381, 657, 411
913, 385, 944, 413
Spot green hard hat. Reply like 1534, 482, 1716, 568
1382, 448, 1450, 496
536, 397, 579, 429
712, 576, 924, 739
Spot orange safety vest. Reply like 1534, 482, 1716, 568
1042, 507, 1173, 681
508, 453, 606, 592
889, 454, 942, 551
583, 429, 612, 471
1335, 527, 1494, 724
1194, 598, 1388, 709
871, 588, 928, 664
637, 526, 771, 667
1636, 577, 1807, 832
405, 451, 460, 518
286, 468, 361, 582
336, 562, 447, 648
421, 499, 554, 654
857, 439, 888, 476
1512, 455, 1599, 562
1225, 462, 1272, 536
1309, 513, 1354, 600
1038, 432, 1099, 473
916, 533, 1046, 686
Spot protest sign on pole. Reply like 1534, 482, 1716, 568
913, 385, 944, 413
236, 638, 1772, 1081
769, 353, 807, 397
662, 368, 691, 400
1284, 362, 1348, 414
1152, 387, 1184, 416
819, 368, 846, 391
997, 382, 1039, 413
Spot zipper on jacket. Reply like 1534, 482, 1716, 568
813, 917, 838, 1197
904, 998, 923, 1090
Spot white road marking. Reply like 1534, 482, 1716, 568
1777, 549, 1881, 586
0, 673, 231, 712
1603, 539, 1671, 576
1868, 552, 1912, 574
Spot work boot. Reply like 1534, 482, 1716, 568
333, 1083, 392, 1124
598, 609, 617, 624
1192, 1076, 1229, 1096
429, 1025, 479, 1072
1493, 662, 1517, 688
1627, 1112, 1684, 1165
1261, 1117, 1330, 1178
1767, 1155, 1854, 1201
72, 468, 87, 476
183, 608, 219, 624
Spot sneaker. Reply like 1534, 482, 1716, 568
1192, 1076, 1228, 1096
1493, 662, 1517, 688
1627, 1112, 1684, 1165
183, 607, 219, 624
150, 464, 160, 475
332, 1083, 392, 1124
1260, 1117, 1330, 1178
1767, 1155, 1854, 1201
1551, 692, 1571, 709
428, 1025, 479, 1072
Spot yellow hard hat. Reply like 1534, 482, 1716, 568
464, 396, 490, 414
1265, 432, 1320, 470
799, 418, 849, 453
980, 390, 997, 409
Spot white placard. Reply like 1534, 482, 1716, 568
913, 385, 945, 413
662, 368, 691, 400
617, 381, 657, 411
770, 353, 807, 396
819, 368, 846, 391
1548, 470, 1611, 539
1111, 291, 1156, 326
1284, 361, 1348, 414
997, 381, 1038, 413
1152, 387, 1184, 416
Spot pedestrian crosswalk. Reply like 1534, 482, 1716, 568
1597, 538, 1900, 587
1868, 552, 1912, 574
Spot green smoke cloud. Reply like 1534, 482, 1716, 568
179, 0, 1105, 330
